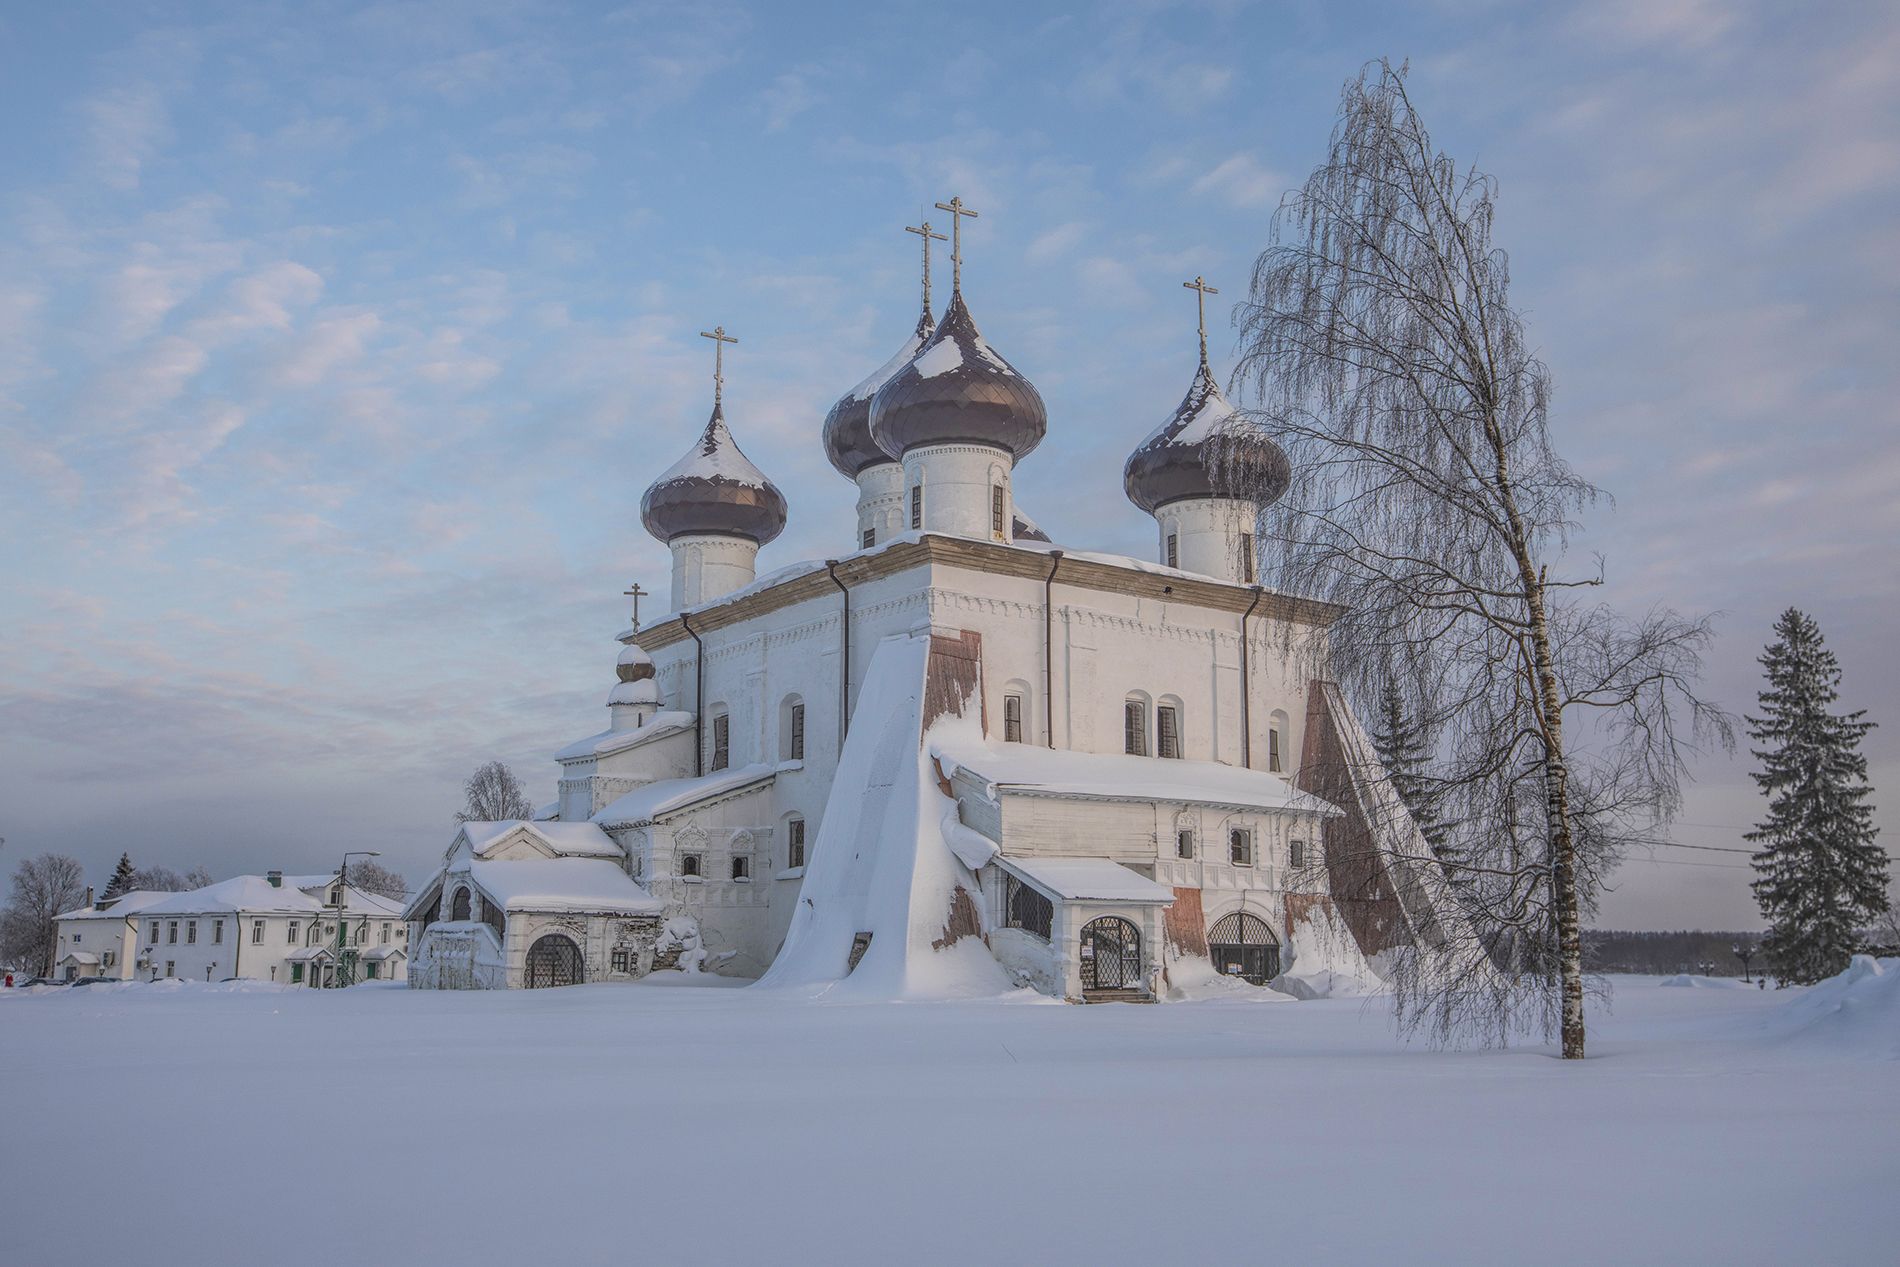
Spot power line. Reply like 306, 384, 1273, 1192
1617, 855, 1755, 871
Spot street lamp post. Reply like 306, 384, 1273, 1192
334, 851, 381, 989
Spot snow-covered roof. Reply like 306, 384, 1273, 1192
57, 890, 174, 921
994, 856, 1177, 904
285, 945, 334, 962
467, 858, 663, 915
933, 738, 1341, 816
592, 763, 778, 827
555, 710, 695, 762
138, 876, 326, 916
362, 945, 406, 960
58, 950, 101, 966
534, 801, 560, 822
459, 819, 622, 860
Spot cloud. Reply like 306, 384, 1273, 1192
1190, 154, 1281, 209
1026, 222, 1087, 264
85, 83, 172, 190
269, 310, 381, 388
762, 67, 822, 133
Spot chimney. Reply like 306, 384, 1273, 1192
266, 870, 282, 888
84, 885, 94, 909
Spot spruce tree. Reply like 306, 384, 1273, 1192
101, 852, 137, 901
1370, 677, 1458, 871
1747, 609, 1886, 985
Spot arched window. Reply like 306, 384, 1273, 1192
450, 887, 471, 923
1156, 694, 1185, 760
1001, 678, 1033, 745
1268, 709, 1291, 774
524, 934, 583, 989
1123, 692, 1151, 756
1208, 911, 1281, 984
779, 694, 806, 761
1079, 916, 1142, 991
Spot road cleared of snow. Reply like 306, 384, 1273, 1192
1, 968, 1893, 1266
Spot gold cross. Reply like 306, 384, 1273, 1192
932, 196, 979, 295
1183, 276, 1220, 367
905, 220, 948, 321
700, 325, 738, 403
622, 581, 648, 627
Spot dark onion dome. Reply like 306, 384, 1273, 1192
1124, 360, 1289, 513
869, 292, 1047, 462
641, 403, 788, 544
1011, 507, 1051, 543
823, 309, 935, 479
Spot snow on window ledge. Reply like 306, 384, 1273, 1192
774, 866, 805, 881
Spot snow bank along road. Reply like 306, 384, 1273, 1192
2, 971, 1894, 1266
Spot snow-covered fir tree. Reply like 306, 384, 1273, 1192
101, 852, 137, 900
1746, 609, 1887, 985
1369, 677, 1457, 871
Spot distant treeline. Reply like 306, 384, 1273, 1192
1583, 930, 1764, 977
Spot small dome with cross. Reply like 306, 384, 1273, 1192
869, 291, 1047, 462
641, 402, 788, 545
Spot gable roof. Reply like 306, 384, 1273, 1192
467, 858, 663, 915
592, 763, 778, 828
554, 710, 695, 763
933, 738, 1341, 817
457, 820, 621, 860
995, 855, 1176, 905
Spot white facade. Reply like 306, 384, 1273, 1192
901, 443, 1013, 542
668, 532, 761, 609
1155, 496, 1260, 585
853, 461, 905, 548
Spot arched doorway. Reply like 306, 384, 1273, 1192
1208, 911, 1280, 985
524, 934, 583, 989
1079, 916, 1142, 990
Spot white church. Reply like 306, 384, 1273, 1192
407, 201, 1449, 1001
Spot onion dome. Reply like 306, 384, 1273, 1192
869, 292, 1047, 462
1124, 360, 1289, 513
641, 403, 788, 544
616, 643, 655, 684
1011, 507, 1051, 543
823, 309, 934, 479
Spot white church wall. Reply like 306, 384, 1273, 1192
900, 444, 1013, 541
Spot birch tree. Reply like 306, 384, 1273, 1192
1229, 61, 1730, 1057
456, 760, 535, 823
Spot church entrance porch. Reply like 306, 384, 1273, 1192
525, 934, 584, 988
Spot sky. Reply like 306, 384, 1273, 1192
1, 0, 1895, 931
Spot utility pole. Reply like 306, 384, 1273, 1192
334, 850, 381, 988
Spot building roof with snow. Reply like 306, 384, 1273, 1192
640, 402, 788, 545
994, 856, 1177, 904
593, 763, 778, 827
466, 857, 663, 915
932, 737, 1340, 816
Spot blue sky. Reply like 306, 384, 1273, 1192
2, 0, 1895, 929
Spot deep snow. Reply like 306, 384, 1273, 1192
1, 970, 1894, 1266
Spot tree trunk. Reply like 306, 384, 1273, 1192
1527, 577, 1584, 1058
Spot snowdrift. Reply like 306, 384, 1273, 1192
1659, 973, 1750, 989
755, 628, 1019, 1001
1274, 900, 1387, 999
1763, 955, 1900, 1060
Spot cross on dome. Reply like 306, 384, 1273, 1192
1183, 275, 1220, 369
905, 220, 948, 330
933, 196, 978, 295
700, 325, 738, 404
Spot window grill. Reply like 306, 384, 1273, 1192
711, 713, 730, 771
1003, 693, 1023, 743
910, 485, 922, 530
1240, 532, 1255, 583
787, 819, 806, 869
1229, 829, 1253, 866
1124, 701, 1147, 756
525, 934, 583, 988
862, 527, 875, 549
1269, 727, 1282, 773
992, 485, 1006, 536
1176, 828, 1195, 860
789, 703, 805, 760
1079, 917, 1142, 990
1167, 533, 1178, 568
1157, 705, 1181, 759
1004, 875, 1053, 940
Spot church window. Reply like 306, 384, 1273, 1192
1167, 533, 1178, 568
252, 920, 263, 945
212, 920, 223, 945
1240, 532, 1256, 583
287, 921, 298, 944
1269, 727, 1282, 773
910, 484, 922, 530
991, 485, 1006, 536
731, 855, 750, 881
1003, 693, 1024, 743
1268, 710, 1289, 774
1004, 874, 1053, 940
681, 853, 703, 878
168, 921, 178, 945
1157, 705, 1181, 759
1290, 840, 1307, 869
862, 526, 876, 549
1177, 829, 1195, 860
1124, 700, 1148, 756
450, 888, 471, 923
381, 922, 391, 944
611, 947, 631, 974
1209, 911, 1281, 985
787, 819, 806, 869
186, 921, 197, 945
711, 713, 730, 772
789, 703, 805, 760
1229, 829, 1254, 866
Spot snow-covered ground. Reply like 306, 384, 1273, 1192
3, 968, 1894, 1266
